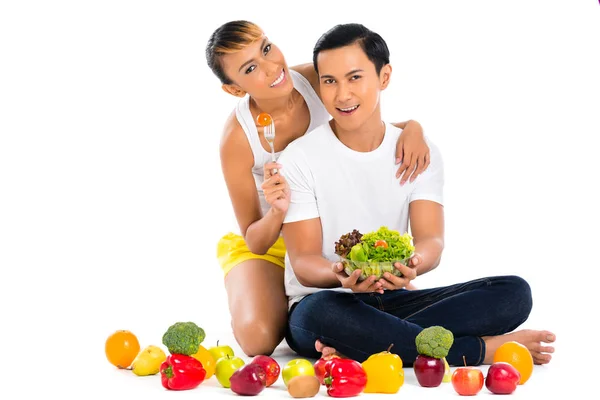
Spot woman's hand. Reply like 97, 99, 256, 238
395, 121, 430, 185
332, 262, 384, 294
260, 162, 290, 214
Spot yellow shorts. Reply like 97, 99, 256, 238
217, 232, 286, 277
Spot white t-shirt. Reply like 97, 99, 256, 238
279, 122, 444, 308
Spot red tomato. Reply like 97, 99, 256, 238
374, 240, 388, 248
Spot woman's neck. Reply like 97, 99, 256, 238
249, 89, 301, 118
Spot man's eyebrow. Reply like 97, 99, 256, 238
345, 69, 364, 77
238, 38, 268, 73
320, 69, 365, 79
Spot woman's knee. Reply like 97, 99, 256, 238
233, 318, 285, 357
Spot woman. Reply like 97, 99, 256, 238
206, 20, 430, 356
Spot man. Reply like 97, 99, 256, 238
276, 23, 555, 366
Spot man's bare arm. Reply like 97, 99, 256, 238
281, 217, 340, 288
409, 200, 445, 276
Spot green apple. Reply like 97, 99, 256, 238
282, 358, 315, 387
215, 355, 245, 388
208, 340, 234, 363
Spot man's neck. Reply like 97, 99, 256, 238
331, 108, 385, 152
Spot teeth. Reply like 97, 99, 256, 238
339, 105, 358, 112
270, 70, 285, 87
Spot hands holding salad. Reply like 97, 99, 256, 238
331, 254, 420, 292
333, 226, 420, 293
376, 255, 420, 291
332, 262, 385, 294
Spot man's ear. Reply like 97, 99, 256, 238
380, 64, 392, 90
222, 84, 246, 98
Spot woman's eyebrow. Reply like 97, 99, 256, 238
238, 38, 268, 72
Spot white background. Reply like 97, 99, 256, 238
1, 0, 599, 398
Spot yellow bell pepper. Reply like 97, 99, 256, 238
191, 345, 216, 379
361, 345, 404, 394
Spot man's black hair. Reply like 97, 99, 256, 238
312, 23, 390, 74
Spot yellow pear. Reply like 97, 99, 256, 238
442, 357, 452, 383
131, 345, 167, 376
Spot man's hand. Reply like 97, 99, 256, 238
377, 254, 421, 291
332, 262, 384, 294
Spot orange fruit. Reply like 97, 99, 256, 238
105, 330, 140, 369
492, 341, 533, 385
192, 344, 216, 379
256, 112, 272, 127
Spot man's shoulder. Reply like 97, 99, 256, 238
385, 122, 443, 155
282, 121, 331, 156
424, 136, 443, 158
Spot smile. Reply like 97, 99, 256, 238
336, 105, 359, 114
270, 70, 286, 87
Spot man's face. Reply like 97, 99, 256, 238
317, 42, 390, 131
221, 35, 293, 99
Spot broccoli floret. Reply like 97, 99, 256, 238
415, 326, 454, 358
162, 321, 206, 355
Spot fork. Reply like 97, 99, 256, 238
263, 120, 278, 175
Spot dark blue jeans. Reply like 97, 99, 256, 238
286, 275, 532, 366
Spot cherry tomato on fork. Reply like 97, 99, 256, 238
256, 112, 273, 127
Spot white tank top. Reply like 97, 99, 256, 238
235, 69, 330, 217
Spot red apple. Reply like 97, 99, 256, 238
314, 355, 341, 385
250, 355, 280, 387
452, 367, 484, 396
485, 362, 521, 395
229, 364, 267, 396
413, 355, 445, 387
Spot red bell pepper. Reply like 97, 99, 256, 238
160, 354, 206, 391
314, 355, 341, 385
323, 358, 367, 397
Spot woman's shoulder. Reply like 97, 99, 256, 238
220, 109, 252, 156
290, 64, 320, 98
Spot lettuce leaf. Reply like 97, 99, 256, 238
360, 226, 415, 262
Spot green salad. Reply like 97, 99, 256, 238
334, 226, 415, 262
334, 226, 415, 280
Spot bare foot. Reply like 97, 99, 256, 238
315, 339, 338, 357
482, 329, 556, 365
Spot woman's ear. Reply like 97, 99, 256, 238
222, 84, 246, 98
380, 64, 392, 90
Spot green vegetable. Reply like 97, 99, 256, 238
360, 226, 415, 262
349, 244, 368, 262
415, 326, 454, 359
162, 322, 206, 356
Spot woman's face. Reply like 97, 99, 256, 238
221, 36, 294, 100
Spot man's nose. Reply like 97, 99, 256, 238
336, 82, 352, 102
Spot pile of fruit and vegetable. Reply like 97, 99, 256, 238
106, 322, 534, 397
